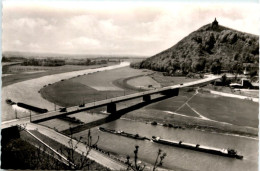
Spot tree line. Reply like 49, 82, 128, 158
131, 53, 258, 76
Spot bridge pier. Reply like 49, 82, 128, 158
161, 88, 179, 96
143, 95, 151, 102
107, 103, 116, 113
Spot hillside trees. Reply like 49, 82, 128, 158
126, 145, 167, 171
230, 61, 243, 74
203, 32, 216, 53
180, 58, 192, 74
210, 59, 222, 74
191, 58, 206, 72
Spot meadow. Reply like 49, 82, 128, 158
40, 67, 158, 107
144, 88, 258, 128
127, 75, 161, 89
188, 92, 258, 128
70, 67, 149, 91
149, 72, 199, 87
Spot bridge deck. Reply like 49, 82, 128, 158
1, 75, 220, 129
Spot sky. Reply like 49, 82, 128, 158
2, 1, 259, 56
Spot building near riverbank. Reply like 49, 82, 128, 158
230, 78, 259, 89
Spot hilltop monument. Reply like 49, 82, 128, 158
211, 18, 219, 29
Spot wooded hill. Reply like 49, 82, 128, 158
131, 19, 259, 75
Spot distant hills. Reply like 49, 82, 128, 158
2, 51, 147, 59
131, 19, 259, 75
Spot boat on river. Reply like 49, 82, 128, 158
98, 127, 148, 140
17, 102, 48, 113
6, 99, 16, 105
151, 136, 243, 159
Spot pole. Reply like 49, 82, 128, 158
15, 109, 17, 119
30, 110, 32, 122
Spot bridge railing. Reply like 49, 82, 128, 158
18, 76, 222, 123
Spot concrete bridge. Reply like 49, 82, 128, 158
1, 75, 220, 129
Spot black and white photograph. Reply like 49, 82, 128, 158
1, 1, 259, 170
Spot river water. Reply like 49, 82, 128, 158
70, 113, 258, 171
2, 63, 258, 171
40, 111, 258, 171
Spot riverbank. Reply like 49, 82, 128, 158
120, 110, 258, 138
77, 109, 258, 138
200, 88, 259, 102
203, 84, 259, 98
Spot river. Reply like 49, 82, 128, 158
78, 113, 258, 171
39, 111, 258, 171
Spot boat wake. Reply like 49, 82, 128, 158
12, 104, 30, 114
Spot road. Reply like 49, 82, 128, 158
1, 117, 31, 129
25, 123, 127, 170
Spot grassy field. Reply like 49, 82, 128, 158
149, 72, 199, 87
144, 88, 258, 128
121, 108, 258, 137
146, 90, 194, 112
40, 67, 159, 107
71, 67, 153, 91
127, 75, 161, 89
41, 79, 128, 107
188, 92, 258, 128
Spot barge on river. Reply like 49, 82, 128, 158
17, 102, 48, 113
151, 136, 243, 159
98, 127, 148, 140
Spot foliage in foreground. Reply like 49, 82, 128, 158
2, 124, 167, 170
126, 145, 167, 171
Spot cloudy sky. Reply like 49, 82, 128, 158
2, 1, 259, 56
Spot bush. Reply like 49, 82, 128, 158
162, 123, 168, 127
22, 58, 65, 67
151, 121, 157, 125
168, 124, 173, 128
